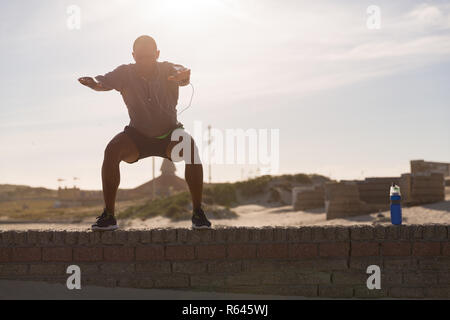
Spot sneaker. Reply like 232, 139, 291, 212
191, 207, 212, 229
91, 208, 118, 231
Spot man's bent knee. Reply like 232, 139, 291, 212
104, 133, 139, 164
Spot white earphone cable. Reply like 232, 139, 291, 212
177, 82, 194, 115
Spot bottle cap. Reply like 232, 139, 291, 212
390, 184, 401, 196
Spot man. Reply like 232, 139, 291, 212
78, 35, 211, 231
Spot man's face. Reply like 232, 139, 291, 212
132, 44, 159, 69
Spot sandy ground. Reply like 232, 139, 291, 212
1, 196, 449, 231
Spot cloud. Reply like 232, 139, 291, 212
405, 3, 449, 29
194, 2, 450, 104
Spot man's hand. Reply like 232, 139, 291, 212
168, 68, 191, 86
78, 77, 111, 91
78, 77, 97, 88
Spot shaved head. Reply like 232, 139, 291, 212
133, 35, 157, 53
132, 35, 160, 70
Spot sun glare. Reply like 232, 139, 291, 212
138, 0, 222, 23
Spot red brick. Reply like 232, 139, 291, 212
289, 243, 318, 258
174, 261, 207, 274
319, 242, 349, 257
353, 286, 388, 298
196, 245, 226, 260
438, 271, 450, 284
0, 248, 12, 262
424, 287, 450, 299
351, 242, 379, 256
12, 247, 41, 262
99, 263, 135, 274
381, 242, 411, 256
136, 245, 165, 261
257, 243, 289, 259
226, 273, 261, 286
332, 271, 367, 285
227, 244, 256, 259
191, 274, 225, 287
103, 246, 134, 262
403, 271, 438, 285
0, 264, 28, 275
73, 247, 103, 262
443, 242, 450, 256
29, 264, 65, 275
43, 247, 72, 262
165, 245, 195, 260
384, 257, 417, 270
418, 257, 450, 270
413, 242, 441, 256
154, 274, 189, 288
207, 261, 241, 273
319, 285, 353, 298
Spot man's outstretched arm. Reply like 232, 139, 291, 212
168, 64, 191, 87
78, 77, 112, 91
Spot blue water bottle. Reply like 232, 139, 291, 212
390, 182, 402, 225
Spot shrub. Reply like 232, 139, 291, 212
235, 175, 272, 196
203, 184, 238, 207
293, 173, 312, 184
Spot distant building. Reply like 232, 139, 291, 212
57, 186, 81, 200
130, 159, 188, 199
56, 186, 103, 207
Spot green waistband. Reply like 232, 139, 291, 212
155, 123, 184, 139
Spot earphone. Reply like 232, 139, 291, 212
176, 82, 194, 115
150, 78, 195, 117
141, 60, 195, 120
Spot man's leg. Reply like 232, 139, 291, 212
185, 163, 203, 211
166, 134, 203, 210
102, 132, 140, 215
166, 131, 211, 228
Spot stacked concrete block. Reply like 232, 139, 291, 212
399, 173, 412, 204
324, 182, 366, 220
356, 177, 402, 205
410, 160, 450, 177
292, 185, 324, 210
410, 173, 445, 204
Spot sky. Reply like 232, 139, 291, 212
0, 0, 449, 190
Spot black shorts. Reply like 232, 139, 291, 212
123, 123, 184, 163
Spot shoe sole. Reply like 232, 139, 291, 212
92, 225, 119, 231
191, 223, 212, 229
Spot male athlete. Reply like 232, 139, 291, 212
78, 35, 211, 230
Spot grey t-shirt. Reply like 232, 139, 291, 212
95, 61, 184, 138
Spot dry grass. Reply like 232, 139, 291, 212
0, 198, 147, 221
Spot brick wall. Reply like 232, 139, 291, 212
0, 225, 449, 299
